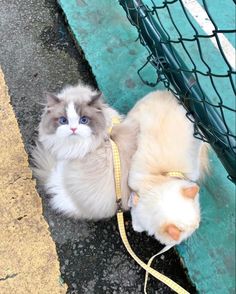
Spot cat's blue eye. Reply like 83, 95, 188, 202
79, 116, 89, 124
58, 116, 68, 125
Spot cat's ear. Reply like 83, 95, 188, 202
88, 91, 103, 106
45, 92, 60, 107
182, 184, 199, 199
165, 224, 181, 241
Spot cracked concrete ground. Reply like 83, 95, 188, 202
0, 0, 196, 293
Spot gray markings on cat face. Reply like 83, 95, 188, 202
41, 98, 67, 135
75, 97, 106, 136
41, 94, 106, 137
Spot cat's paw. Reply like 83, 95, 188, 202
132, 218, 144, 233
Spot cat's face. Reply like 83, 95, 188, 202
130, 179, 200, 246
39, 86, 107, 159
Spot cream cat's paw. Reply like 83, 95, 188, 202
132, 221, 144, 233
131, 210, 144, 232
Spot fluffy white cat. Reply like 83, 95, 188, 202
125, 90, 209, 245
32, 83, 138, 219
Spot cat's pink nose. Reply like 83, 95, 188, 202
71, 128, 77, 133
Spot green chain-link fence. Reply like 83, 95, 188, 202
119, 0, 236, 184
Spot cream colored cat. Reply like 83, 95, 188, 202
125, 90, 209, 246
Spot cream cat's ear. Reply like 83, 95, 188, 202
45, 92, 60, 107
182, 184, 199, 199
165, 224, 181, 241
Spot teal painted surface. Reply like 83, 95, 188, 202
178, 150, 235, 293
143, 0, 236, 130
58, 0, 164, 114
58, 0, 235, 292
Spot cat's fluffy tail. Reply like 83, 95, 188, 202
31, 143, 55, 186
199, 142, 210, 178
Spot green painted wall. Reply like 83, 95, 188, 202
58, 0, 235, 292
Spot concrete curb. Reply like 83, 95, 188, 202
0, 67, 67, 294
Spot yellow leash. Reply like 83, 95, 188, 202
109, 118, 190, 294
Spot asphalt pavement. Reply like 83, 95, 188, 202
0, 0, 196, 293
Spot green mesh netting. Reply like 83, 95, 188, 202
119, 0, 236, 184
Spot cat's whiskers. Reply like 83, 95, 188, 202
184, 233, 198, 253
188, 227, 204, 250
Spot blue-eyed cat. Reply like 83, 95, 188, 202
32, 83, 138, 219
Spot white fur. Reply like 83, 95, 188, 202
47, 161, 81, 217
39, 132, 94, 160
130, 180, 200, 245
64, 102, 92, 138
57, 84, 95, 104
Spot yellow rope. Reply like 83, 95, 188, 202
117, 212, 189, 294
144, 252, 160, 293
143, 247, 171, 294
110, 117, 190, 294
110, 139, 122, 201
164, 171, 186, 179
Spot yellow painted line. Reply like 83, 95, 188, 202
0, 67, 67, 293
